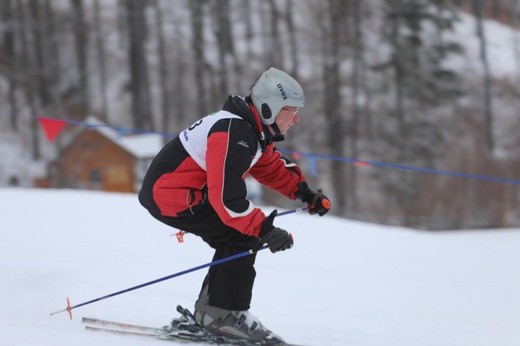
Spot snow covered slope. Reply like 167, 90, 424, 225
1, 189, 519, 346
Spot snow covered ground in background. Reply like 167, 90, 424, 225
1, 188, 519, 346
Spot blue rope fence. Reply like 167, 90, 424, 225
39, 116, 520, 186
281, 151, 520, 185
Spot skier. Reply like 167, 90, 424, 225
138, 67, 330, 344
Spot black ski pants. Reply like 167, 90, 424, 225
148, 204, 261, 311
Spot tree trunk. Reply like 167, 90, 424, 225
29, 2, 51, 109
492, 0, 500, 19
171, 17, 186, 131
285, 0, 299, 79
70, 0, 90, 117
1, 0, 18, 131
93, 0, 109, 121
511, 0, 520, 86
125, 0, 154, 130
43, 0, 64, 120
323, 0, 347, 216
17, 0, 40, 160
265, 0, 283, 67
472, 0, 495, 152
240, 1, 254, 64
116, 0, 127, 48
212, 0, 231, 103
153, 0, 171, 137
348, 0, 363, 215
389, 2, 405, 135
189, 0, 208, 116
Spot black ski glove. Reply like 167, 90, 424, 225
295, 182, 331, 216
259, 210, 294, 253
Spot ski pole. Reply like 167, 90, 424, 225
276, 207, 307, 216
49, 207, 306, 319
50, 246, 268, 319
174, 207, 308, 242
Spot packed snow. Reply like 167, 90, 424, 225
1, 188, 519, 346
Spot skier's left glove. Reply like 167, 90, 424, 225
295, 182, 331, 216
259, 210, 294, 253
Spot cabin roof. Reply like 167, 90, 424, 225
69, 116, 165, 159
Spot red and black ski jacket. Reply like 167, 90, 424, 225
139, 96, 307, 238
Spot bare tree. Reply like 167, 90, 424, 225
116, 0, 127, 48
153, 0, 171, 136
17, 0, 40, 160
212, 0, 232, 102
28, 1, 52, 113
265, 0, 284, 67
472, 0, 495, 152
348, 0, 364, 215
239, 0, 254, 64
125, 0, 154, 130
70, 0, 90, 117
511, 0, 520, 85
189, 0, 209, 116
170, 9, 187, 132
323, 0, 348, 216
1, 0, 18, 131
93, 0, 109, 121
43, 0, 64, 120
285, 0, 299, 78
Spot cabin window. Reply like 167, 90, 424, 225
89, 170, 102, 182
89, 169, 103, 189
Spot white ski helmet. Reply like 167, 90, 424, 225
249, 67, 305, 125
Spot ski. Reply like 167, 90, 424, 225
83, 318, 231, 344
84, 325, 166, 338
83, 324, 215, 344
82, 305, 304, 346
82, 316, 166, 335
82, 316, 216, 343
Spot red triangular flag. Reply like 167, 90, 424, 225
39, 117, 67, 142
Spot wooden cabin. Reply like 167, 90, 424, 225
38, 116, 164, 193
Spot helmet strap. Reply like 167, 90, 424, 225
247, 98, 267, 151
269, 122, 285, 142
